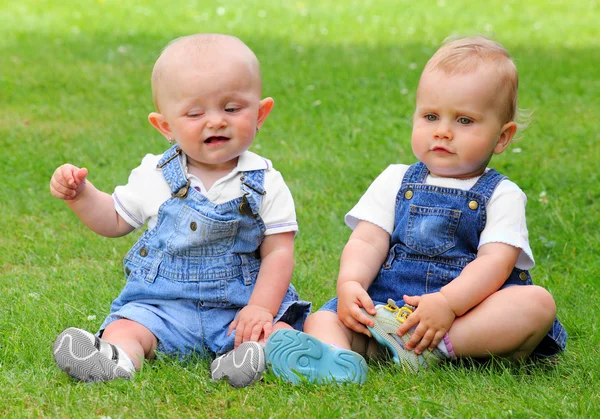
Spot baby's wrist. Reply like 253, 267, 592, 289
245, 302, 276, 316
438, 290, 459, 316
336, 279, 362, 294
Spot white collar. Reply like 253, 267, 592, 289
180, 150, 271, 176
236, 150, 272, 172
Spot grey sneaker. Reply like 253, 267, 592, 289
211, 341, 265, 388
53, 327, 134, 382
363, 299, 444, 372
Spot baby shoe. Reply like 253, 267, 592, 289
265, 329, 368, 385
53, 327, 135, 382
362, 299, 444, 372
211, 341, 266, 388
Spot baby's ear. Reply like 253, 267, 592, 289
257, 97, 274, 129
494, 121, 517, 154
148, 112, 171, 138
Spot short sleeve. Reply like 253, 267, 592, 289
345, 165, 408, 234
479, 180, 534, 269
112, 154, 171, 229
260, 168, 298, 236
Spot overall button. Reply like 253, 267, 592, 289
519, 272, 528, 281
404, 190, 413, 200
125, 267, 131, 275
468, 200, 479, 210
139, 248, 148, 257
238, 197, 255, 217
190, 221, 197, 231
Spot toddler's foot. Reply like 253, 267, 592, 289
265, 329, 368, 385
53, 327, 135, 382
363, 299, 446, 372
211, 341, 265, 388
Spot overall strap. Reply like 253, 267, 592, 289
469, 169, 507, 201
402, 161, 429, 185
156, 145, 191, 198
239, 169, 266, 217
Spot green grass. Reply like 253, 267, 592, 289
1, 0, 599, 417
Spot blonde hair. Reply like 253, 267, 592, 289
423, 36, 520, 123
150, 34, 261, 111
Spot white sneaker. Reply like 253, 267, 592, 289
53, 327, 135, 382
211, 341, 265, 388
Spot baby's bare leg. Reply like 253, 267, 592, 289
103, 319, 158, 370
448, 285, 556, 360
304, 311, 380, 358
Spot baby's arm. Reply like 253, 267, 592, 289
336, 221, 390, 335
228, 232, 294, 347
50, 164, 134, 238
398, 242, 520, 353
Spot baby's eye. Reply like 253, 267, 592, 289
187, 111, 204, 118
457, 117, 472, 125
425, 114, 438, 122
225, 107, 240, 113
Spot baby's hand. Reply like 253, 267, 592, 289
397, 292, 456, 354
337, 281, 376, 336
228, 304, 274, 348
50, 164, 89, 200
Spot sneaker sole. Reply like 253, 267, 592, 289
53, 328, 132, 382
265, 329, 367, 385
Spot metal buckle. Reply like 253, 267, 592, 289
157, 147, 182, 168
240, 175, 266, 195
172, 179, 191, 199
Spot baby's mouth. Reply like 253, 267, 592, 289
431, 146, 452, 154
204, 136, 230, 144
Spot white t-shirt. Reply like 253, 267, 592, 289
112, 150, 298, 236
346, 165, 534, 269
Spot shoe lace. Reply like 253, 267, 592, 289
383, 298, 415, 324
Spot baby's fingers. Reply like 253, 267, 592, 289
56, 164, 80, 185
428, 330, 447, 352
397, 312, 419, 336
50, 165, 85, 199
227, 317, 239, 336
249, 321, 268, 343
50, 175, 77, 199
234, 323, 246, 348
260, 321, 273, 341
356, 293, 376, 316
74, 167, 88, 184
351, 304, 374, 328
404, 323, 426, 351
343, 311, 371, 336
414, 329, 435, 354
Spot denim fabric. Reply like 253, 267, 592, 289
321, 162, 566, 356
100, 145, 310, 356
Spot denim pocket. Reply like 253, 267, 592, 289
406, 204, 461, 256
167, 205, 238, 256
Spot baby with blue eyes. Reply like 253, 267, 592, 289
262, 36, 566, 385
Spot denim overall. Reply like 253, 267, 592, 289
323, 162, 566, 356
100, 145, 310, 356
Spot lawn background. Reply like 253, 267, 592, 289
1, 0, 599, 417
